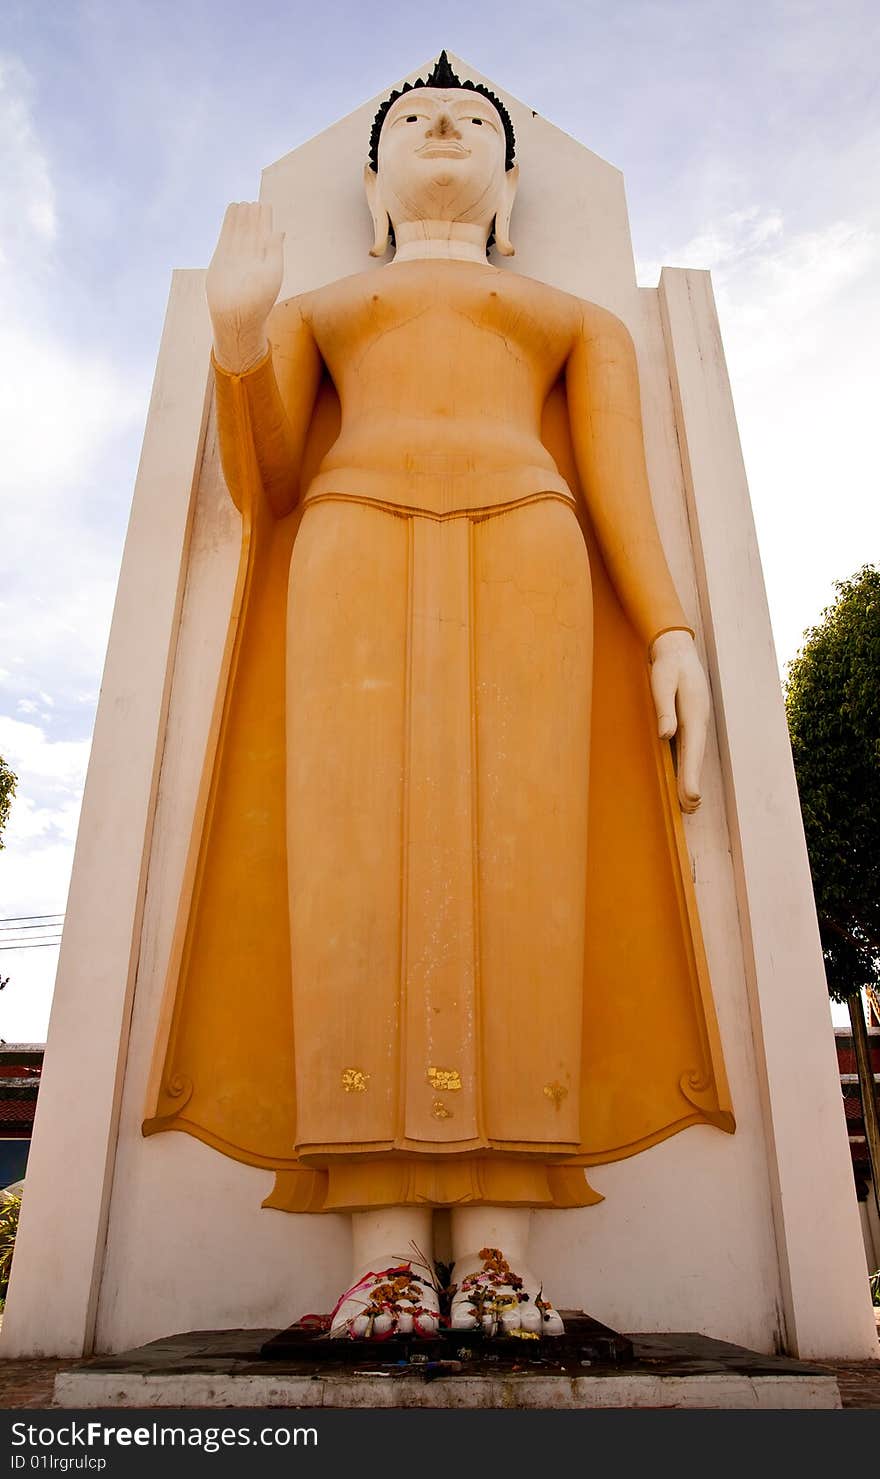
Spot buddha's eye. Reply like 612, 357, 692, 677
471, 118, 483, 126
406, 115, 418, 123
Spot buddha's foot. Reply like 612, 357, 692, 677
329, 1259, 441, 1339
450, 1246, 564, 1337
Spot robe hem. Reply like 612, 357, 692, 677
141, 1104, 735, 1185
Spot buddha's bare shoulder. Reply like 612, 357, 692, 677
501, 275, 633, 343
268, 267, 393, 324
471, 270, 633, 344
577, 296, 636, 347
480, 272, 637, 357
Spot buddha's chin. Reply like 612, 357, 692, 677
422, 160, 482, 194
418, 166, 461, 191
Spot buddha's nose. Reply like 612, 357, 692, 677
429, 109, 460, 140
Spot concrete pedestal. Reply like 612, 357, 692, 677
54, 1328, 842, 1410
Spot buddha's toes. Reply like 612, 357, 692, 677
449, 1247, 564, 1336
330, 1259, 441, 1339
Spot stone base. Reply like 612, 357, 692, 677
54, 1328, 841, 1410
260, 1311, 635, 1365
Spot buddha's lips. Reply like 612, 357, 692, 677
417, 144, 470, 159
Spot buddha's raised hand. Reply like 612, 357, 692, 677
207, 202, 285, 373
650, 630, 710, 814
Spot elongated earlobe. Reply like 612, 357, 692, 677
492, 163, 519, 257
363, 165, 391, 258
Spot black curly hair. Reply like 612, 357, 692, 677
368, 51, 516, 173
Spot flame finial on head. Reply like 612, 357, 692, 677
368, 51, 516, 172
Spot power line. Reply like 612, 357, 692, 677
0, 922, 65, 933
0, 941, 62, 952
0, 912, 66, 953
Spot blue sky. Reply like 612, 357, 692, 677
1, 0, 878, 1036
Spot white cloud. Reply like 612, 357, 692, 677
5, 793, 81, 846
0, 55, 145, 848
0, 833, 76, 920
638, 207, 880, 667
0, 55, 140, 1000
645, 211, 877, 375
0, 320, 142, 503
0, 714, 88, 1002
0, 57, 144, 604
0, 53, 143, 515
0, 714, 86, 894
0, 54, 56, 267
0, 955, 58, 1042
0, 716, 90, 791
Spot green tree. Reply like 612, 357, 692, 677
0, 757, 15, 849
786, 566, 880, 986
786, 564, 880, 1222
0, 1192, 20, 1301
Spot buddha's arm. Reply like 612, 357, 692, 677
213, 303, 323, 518
566, 304, 709, 812
565, 304, 691, 649
207, 201, 323, 518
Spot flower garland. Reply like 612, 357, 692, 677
329, 1262, 437, 1339
325, 1247, 557, 1340
453, 1246, 552, 1336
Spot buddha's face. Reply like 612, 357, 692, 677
375, 87, 509, 233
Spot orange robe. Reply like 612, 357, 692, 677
143, 283, 734, 1212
